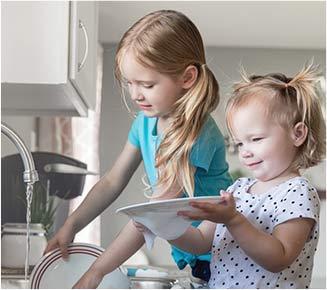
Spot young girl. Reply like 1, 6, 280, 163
44, 10, 232, 288
165, 63, 326, 288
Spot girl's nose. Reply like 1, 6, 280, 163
130, 85, 144, 101
240, 148, 253, 158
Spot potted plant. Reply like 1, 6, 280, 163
17, 181, 59, 239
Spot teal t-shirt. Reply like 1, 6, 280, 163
128, 112, 232, 269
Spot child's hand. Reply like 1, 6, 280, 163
72, 267, 103, 288
44, 221, 75, 260
177, 191, 238, 225
132, 220, 147, 233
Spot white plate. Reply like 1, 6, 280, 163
116, 196, 221, 214
29, 243, 130, 289
116, 196, 221, 240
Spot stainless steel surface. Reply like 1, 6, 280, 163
1, 268, 32, 276
130, 277, 177, 289
2, 223, 46, 236
1, 122, 39, 184
1, 269, 31, 289
1, 278, 29, 289
43, 163, 97, 175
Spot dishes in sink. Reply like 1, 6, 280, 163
116, 196, 222, 240
29, 243, 130, 289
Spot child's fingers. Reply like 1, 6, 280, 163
133, 220, 147, 232
220, 190, 231, 198
189, 201, 218, 210
220, 191, 235, 203
177, 210, 208, 221
223, 192, 235, 204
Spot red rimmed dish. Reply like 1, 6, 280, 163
29, 243, 130, 289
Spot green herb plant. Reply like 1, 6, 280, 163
30, 182, 58, 238
17, 181, 63, 239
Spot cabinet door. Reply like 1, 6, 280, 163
2, 1, 69, 84
69, 1, 98, 110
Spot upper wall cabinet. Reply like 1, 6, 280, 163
1, 1, 98, 116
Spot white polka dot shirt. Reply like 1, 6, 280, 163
209, 177, 320, 289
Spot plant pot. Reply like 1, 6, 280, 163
1, 223, 47, 268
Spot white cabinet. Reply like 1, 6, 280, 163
1, 1, 98, 116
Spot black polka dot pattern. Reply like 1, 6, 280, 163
208, 177, 320, 289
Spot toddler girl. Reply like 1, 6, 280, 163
168, 63, 325, 288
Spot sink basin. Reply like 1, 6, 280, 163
1, 277, 194, 289
1, 278, 29, 289
1, 266, 194, 289
1, 277, 187, 289
130, 277, 177, 289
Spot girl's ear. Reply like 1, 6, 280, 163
291, 122, 308, 147
181, 65, 198, 89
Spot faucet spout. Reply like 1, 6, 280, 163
1, 122, 39, 184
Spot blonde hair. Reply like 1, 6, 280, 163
115, 10, 219, 198
226, 62, 326, 170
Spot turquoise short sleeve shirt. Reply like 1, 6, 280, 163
128, 112, 232, 268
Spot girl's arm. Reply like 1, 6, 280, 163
225, 207, 314, 273
169, 221, 216, 255
179, 192, 315, 273
73, 220, 145, 288
65, 141, 141, 232
45, 141, 142, 257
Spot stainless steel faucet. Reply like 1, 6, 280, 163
1, 122, 39, 184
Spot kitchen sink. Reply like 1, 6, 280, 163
1, 266, 201, 289
1, 277, 192, 289
1, 278, 29, 289
130, 277, 176, 288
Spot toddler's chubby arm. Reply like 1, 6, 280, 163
168, 221, 216, 255
178, 191, 315, 273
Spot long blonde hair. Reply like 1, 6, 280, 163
115, 10, 219, 198
226, 62, 326, 170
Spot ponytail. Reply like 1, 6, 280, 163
286, 63, 326, 168
154, 64, 219, 198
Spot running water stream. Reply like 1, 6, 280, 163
24, 183, 34, 281
1, 122, 39, 285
